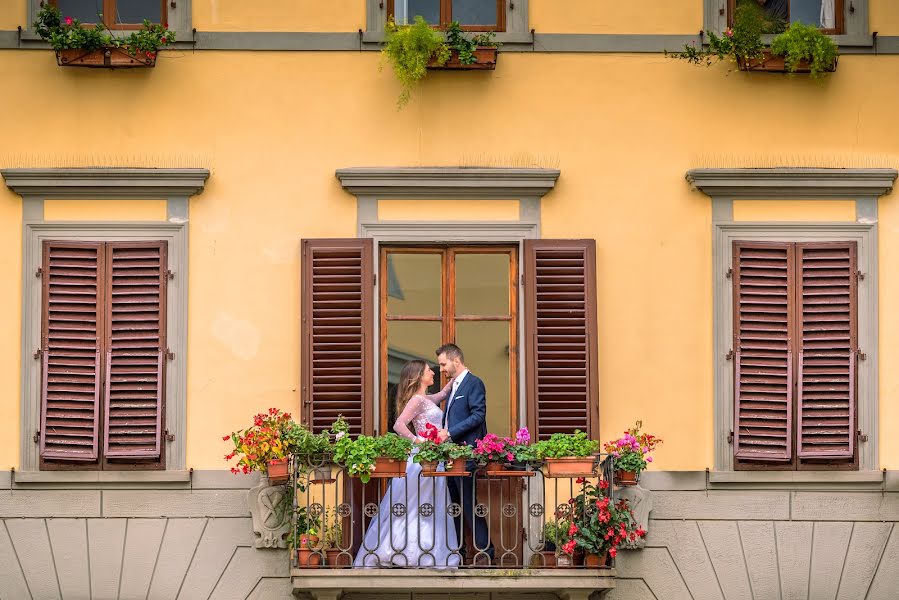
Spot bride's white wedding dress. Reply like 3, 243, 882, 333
354, 386, 461, 568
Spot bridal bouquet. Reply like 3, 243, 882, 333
413, 423, 472, 471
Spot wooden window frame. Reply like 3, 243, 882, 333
40, 239, 167, 471
50, 0, 168, 30
733, 240, 858, 472
386, 0, 506, 32
378, 245, 519, 436
726, 0, 844, 35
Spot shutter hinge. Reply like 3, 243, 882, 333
857, 270, 865, 281
170, 0, 176, 8
726, 349, 734, 361
167, 269, 175, 280
858, 430, 868, 443
858, 350, 867, 361
33, 430, 40, 443
373, 273, 377, 285
165, 429, 176, 442
520, 273, 525, 286
35, 267, 42, 278
725, 268, 733, 279
727, 430, 733, 444
33, 348, 42, 360
166, 349, 175, 360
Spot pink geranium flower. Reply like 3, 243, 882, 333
64, 16, 73, 26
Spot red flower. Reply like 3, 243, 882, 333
576, 477, 586, 484
568, 523, 578, 537
222, 434, 230, 441
64, 16, 73, 26
561, 540, 577, 555
599, 479, 609, 490
609, 548, 617, 558
161, 37, 167, 43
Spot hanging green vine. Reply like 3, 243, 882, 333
381, 17, 450, 109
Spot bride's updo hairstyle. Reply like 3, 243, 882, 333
395, 359, 427, 417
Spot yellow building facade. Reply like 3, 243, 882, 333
1, 1, 899, 598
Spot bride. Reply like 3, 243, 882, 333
354, 360, 461, 568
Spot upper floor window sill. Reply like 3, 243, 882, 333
13, 469, 191, 486
708, 470, 883, 486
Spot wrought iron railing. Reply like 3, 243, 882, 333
288, 453, 616, 570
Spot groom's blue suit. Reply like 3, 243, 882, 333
442, 372, 493, 560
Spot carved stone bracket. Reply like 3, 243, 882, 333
617, 484, 652, 550
248, 475, 291, 549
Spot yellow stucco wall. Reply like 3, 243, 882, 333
44, 199, 168, 221
732, 200, 857, 221
529, 0, 701, 34
1, 47, 898, 472
378, 200, 519, 221
192, 0, 364, 32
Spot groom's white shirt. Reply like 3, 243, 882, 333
445, 368, 469, 424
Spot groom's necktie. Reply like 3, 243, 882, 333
443, 378, 461, 428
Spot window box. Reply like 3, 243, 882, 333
737, 48, 837, 74
428, 46, 497, 70
56, 46, 156, 69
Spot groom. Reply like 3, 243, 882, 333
436, 343, 494, 562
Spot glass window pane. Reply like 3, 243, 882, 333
455, 321, 511, 437
455, 253, 509, 316
115, 0, 162, 24
56, 0, 103, 24
385, 321, 442, 431
790, 0, 827, 27
394, 0, 440, 25
452, 0, 499, 26
385, 253, 442, 316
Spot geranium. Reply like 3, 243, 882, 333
568, 479, 646, 559
223, 408, 294, 475
473, 433, 514, 463
33, 5, 176, 56
413, 423, 472, 466
602, 421, 662, 476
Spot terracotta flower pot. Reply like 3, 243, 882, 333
325, 548, 351, 567
536, 550, 558, 568
418, 459, 440, 474
443, 459, 467, 474
485, 460, 507, 472
542, 456, 596, 478
584, 552, 608, 568
295, 548, 323, 568
299, 534, 320, 550
369, 456, 407, 478
557, 553, 574, 568
736, 49, 837, 74
614, 469, 638, 486
267, 458, 289, 485
56, 46, 156, 68
427, 46, 497, 70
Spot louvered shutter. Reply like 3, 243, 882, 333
524, 240, 599, 440
40, 241, 104, 461
732, 242, 794, 461
301, 239, 374, 436
103, 242, 167, 460
796, 242, 857, 459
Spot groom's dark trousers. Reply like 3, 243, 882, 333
442, 372, 493, 558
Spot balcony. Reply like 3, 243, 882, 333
288, 456, 619, 600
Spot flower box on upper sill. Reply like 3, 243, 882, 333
737, 49, 837, 74
428, 47, 497, 71
56, 46, 156, 69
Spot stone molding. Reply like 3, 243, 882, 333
2, 167, 210, 198
686, 167, 898, 199
336, 167, 560, 199
248, 476, 291, 549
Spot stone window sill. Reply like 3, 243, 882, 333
708, 470, 884, 487
13, 469, 191, 486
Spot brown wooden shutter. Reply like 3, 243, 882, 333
732, 242, 794, 462
796, 242, 857, 459
40, 241, 104, 461
524, 239, 599, 441
102, 242, 167, 460
301, 239, 374, 436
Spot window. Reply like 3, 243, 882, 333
732, 240, 857, 470
728, 0, 843, 34
380, 246, 518, 436
40, 240, 167, 470
388, 0, 506, 31
51, 0, 166, 29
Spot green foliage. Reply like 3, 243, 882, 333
568, 479, 646, 556
382, 16, 450, 108
282, 421, 331, 464
542, 518, 571, 549
666, 0, 836, 77
321, 507, 343, 549
444, 21, 497, 65
771, 21, 839, 78
412, 440, 473, 465
533, 430, 599, 459
33, 5, 174, 58
333, 430, 412, 483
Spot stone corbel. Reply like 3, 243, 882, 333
248, 475, 291, 549
617, 484, 652, 550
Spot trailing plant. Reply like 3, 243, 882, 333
381, 16, 450, 108
565, 479, 646, 559
602, 421, 662, 475
533, 430, 599, 459
444, 21, 497, 65
34, 5, 175, 61
770, 21, 838, 78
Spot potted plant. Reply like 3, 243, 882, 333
320, 508, 350, 567
667, 0, 837, 77
533, 430, 599, 478
333, 430, 412, 484
507, 427, 536, 471
431, 21, 499, 71
532, 518, 572, 568
413, 423, 473, 474
34, 5, 175, 69
566, 479, 646, 567
284, 421, 334, 483
223, 408, 295, 485
289, 506, 323, 568
473, 433, 515, 473
603, 421, 662, 486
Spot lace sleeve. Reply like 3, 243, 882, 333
393, 395, 426, 441
424, 381, 453, 406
